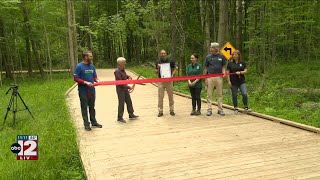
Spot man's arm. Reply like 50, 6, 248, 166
222, 66, 226, 77
172, 68, 176, 76
203, 67, 207, 75
114, 70, 131, 89
93, 67, 99, 83
222, 56, 227, 77
74, 65, 93, 86
155, 61, 160, 74
171, 60, 177, 76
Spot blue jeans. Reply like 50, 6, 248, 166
79, 93, 97, 126
231, 83, 248, 108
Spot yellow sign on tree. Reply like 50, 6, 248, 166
220, 42, 236, 60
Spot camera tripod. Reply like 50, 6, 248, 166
1, 85, 34, 130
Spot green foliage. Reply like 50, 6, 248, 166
131, 59, 320, 128
129, 65, 158, 78
0, 73, 85, 179
245, 0, 320, 73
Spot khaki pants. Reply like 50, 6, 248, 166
206, 77, 223, 111
158, 82, 174, 113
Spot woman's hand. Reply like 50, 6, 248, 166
228, 81, 232, 88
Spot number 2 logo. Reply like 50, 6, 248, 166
18, 140, 37, 156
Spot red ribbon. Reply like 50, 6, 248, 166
94, 73, 235, 86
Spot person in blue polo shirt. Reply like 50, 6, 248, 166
74, 51, 102, 131
204, 42, 227, 117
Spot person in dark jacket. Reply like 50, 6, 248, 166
226, 50, 252, 113
114, 57, 139, 123
186, 53, 202, 115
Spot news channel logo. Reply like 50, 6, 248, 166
11, 135, 38, 160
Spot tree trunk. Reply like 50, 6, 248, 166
200, 0, 204, 32
204, 0, 210, 54
0, 17, 13, 79
237, 0, 243, 52
261, 3, 266, 73
211, 0, 217, 41
21, 0, 45, 78
72, 1, 78, 64
218, 0, 228, 46
228, 0, 236, 42
244, 0, 249, 53
13, 21, 23, 76
248, 1, 254, 65
25, 37, 32, 76
81, 0, 92, 50
44, 24, 52, 80
66, 0, 76, 75
171, 0, 177, 61
126, 32, 133, 62
22, 0, 32, 76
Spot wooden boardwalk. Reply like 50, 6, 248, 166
67, 69, 320, 180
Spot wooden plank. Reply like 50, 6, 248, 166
100, 144, 320, 179
67, 69, 320, 180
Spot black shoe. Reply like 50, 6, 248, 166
84, 125, 91, 131
195, 110, 201, 116
158, 112, 163, 117
170, 111, 175, 116
117, 119, 126, 123
129, 114, 139, 119
190, 110, 196, 115
92, 122, 102, 128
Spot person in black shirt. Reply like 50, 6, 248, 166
155, 49, 176, 117
226, 50, 252, 113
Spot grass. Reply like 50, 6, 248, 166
0, 73, 85, 179
129, 61, 320, 128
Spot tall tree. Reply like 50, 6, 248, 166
0, 17, 13, 79
218, 0, 228, 46
229, 0, 236, 41
236, 0, 243, 52
200, 0, 210, 54
25, 37, 32, 76
171, 0, 177, 61
66, 0, 77, 75
80, 0, 92, 50
21, 0, 45, 78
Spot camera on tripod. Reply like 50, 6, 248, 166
6, 84, 19, 95
2, 84, 35, 130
